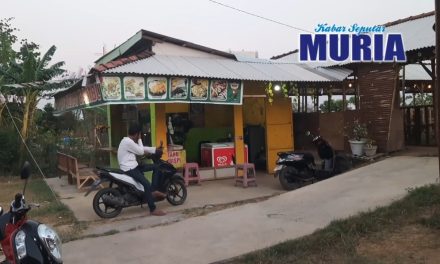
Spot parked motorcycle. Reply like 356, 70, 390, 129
0, 162, 63, 264
274, 131, 352, 190
85, 143, 187, 218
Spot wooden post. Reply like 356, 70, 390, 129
153, 103, 168, 151
327, 87, 331, 112
107, 105, 118, 168
233, 105, 245, 165
342, 82, 346, 111
150, 103, 156, 146
435, 1, 440, 178
402, 65, 406, 108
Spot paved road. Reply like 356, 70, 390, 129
62, 157, 438, 264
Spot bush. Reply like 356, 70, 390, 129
29, 130, 58, 176
59, 137, 93, 162
345, 119, 368, 141
0, 128, 19, 174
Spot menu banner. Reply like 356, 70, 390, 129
101, 76, 243, 105
55, 76, 244, 113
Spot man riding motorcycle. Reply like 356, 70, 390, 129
117, 122, 166, 216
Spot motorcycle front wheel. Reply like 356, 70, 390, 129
93, 188, 123, 218
166, 179, 187, 206
279, 167, 303, 191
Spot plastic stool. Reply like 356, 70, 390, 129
235, 163, 257, 188
183, 163, 201, 186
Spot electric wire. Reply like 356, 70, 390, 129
208, 0, 314, 33
4, 102, 61, 205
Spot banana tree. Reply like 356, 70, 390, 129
0, 43, 68, 166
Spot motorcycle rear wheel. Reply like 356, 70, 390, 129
166, 179, 187, 206
279, 167, 303, 191
93, 188, 123, 218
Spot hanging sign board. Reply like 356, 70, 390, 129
54, 75, 243, 114
100, 76, 243, 105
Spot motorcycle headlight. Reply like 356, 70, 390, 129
15, 230, 27, 260
37, 224, 62, 262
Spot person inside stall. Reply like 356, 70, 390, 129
117, 122, 166, 216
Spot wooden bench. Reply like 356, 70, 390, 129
57, 152, 99, 190
57, 152, 73, 184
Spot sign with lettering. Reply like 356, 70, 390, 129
167, 150, 186, 168
299, 23, 406, 63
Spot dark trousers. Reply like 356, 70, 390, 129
125, 164, 161, 212
138, 163, 163, 191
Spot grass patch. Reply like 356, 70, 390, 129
220, 184, 440, 264
0, 176, 85, 242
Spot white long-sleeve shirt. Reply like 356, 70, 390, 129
117, 137, 156, 171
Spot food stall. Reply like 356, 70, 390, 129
53, 29, 345, 176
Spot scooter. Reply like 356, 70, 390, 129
85, 143, 187, 218
0, 162, 63, 264
274, 131, 352, 190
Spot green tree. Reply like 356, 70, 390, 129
0, 18, 18, 126
0, 18, 69, 167
4, 45, 66, 165
319, 97, 356, 113
35, 103, 59, 133
0, 18, 17, 68
405, 93, 433, 106
319, 99, 344, 112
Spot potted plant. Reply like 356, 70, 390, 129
347, 120, 368, 156
364, 139, 378, 156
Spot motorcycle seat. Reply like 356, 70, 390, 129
96, 167, 125, 174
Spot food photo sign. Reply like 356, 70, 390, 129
123, 77, 145, 100
57, 76, 243, 113
101, 76, 243, 105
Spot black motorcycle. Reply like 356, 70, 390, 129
274, 132, 352, 190
85, 145, 187, 219
0, 162, 63, 264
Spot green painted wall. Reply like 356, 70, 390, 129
183, 127, 233, 163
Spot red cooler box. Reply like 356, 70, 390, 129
200, 142, 248, 168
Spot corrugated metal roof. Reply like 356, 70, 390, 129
104, 55, 351, 82
233, 54, 353, 80
233, 54, 272, 63
400, 64, 432, 81
386, 14, 434, 52
313, 66, 353, 81
273, 51, 339, 67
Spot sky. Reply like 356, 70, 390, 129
0, 0, 435, 74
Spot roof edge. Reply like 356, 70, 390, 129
94, 31, 144, 65
383, 10, 434, 27
270, 49, 298, 60
141, 29, 236, 59
93, 50, 154, 73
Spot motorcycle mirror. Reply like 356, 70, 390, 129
0, 206, 3, 216
305, 131, 311, 136
20, 161, 31, 180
